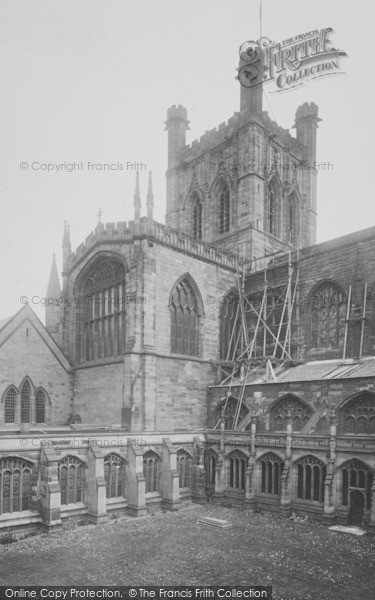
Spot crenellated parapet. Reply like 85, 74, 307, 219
67, 219, 239, 271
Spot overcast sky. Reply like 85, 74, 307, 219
0, 0, 374, 322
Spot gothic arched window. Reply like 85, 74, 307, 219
219, 292, 241, 360
269, 395, 313, 432
0, 457, 33, 514
341, 459, 373, 510
216, 396, 248, 430
170, 277, 199, 356
309, 281, 346, 349
260, 453, 284, 495
288, 195, 296, 245
267, 178, 281, 237
80, 259, 126, 363
35, 389, 46, 424
20, 380, 31, 424
268, 188, 276, 235
191, 193, 203, 239
218, 181, 230, 234
143, 451, 160, 494
58, 456, 86, 505
228, 451, 247, 490
4, 387, 17, 424
339, 393, 375, 435
204, 450, 217, 486
104, 454, 126, 499
177, 450, 192, 489
296, 455, 326, 502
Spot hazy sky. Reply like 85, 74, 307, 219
1, 0, 374, 322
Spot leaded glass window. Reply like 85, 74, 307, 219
58, 456, 86, 505
0, 457, 33, 514
339, 393, 375, 435
191, 193, 203, 239
218, 182, 230, 234
296, 455, 326, 502
20, 380, 31, 423
229, 451, 247, 490
341, 459, 373, 510
4, 387, 16, 424
104, 454, 126, 499
170, 278, 199, 356
260, 453, 284, 496
81, 259, 126, 363
143, 451, 160, 494
310, 282, 346, 349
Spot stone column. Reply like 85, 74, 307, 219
161, 438, 180, 511
279, 408, 292, 518
244, 412, 257, 510
39, 446, 62, 532
126, 440, 147, 517
322, 407, 337, 526
192, 437, 206, 504
87, 443, 108, 524
368, 480, 375, 534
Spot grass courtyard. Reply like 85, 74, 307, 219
0, 504, 373, 600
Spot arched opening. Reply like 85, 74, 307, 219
296, 455, 326, 502
4, 387, 17, 424
308, 280, 346, 350
104, 454, 126, 499
20, 379, 31, 424
269, 394, 313, 432
228, 451, 247, 490
338, 392, 375, 435
58, 456, 86, 505
259, 453, 284, 496
170, 276, 201, 357
35, 389, 47, 424
0, 457, 33, 514
76, 257, 126, 363
219, 291, 241, 360
190, 192, 203, 239
216, 396, 249, 430
341, 459, 373, 517
143, 451, 161, 494
177, 450, 193, 489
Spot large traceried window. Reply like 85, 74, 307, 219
216, 396, 248, 430
296, 455, 326, 502
339, 393, 375, 435
0, 457, 33, 514
229, 451, 247, 490
177, 450, 192, 489
4, 387, 17, 424
270, 395, 313, 432
191, 193, 203, 239
104, 454, 126, 499
341, 459, 373, 510
58, 456, 86, 505
81, 259, 126, 363
218, 181, 230, 234
260, 453, 284, 496
20, 380, 31, 424
287, 195, 297, 245
143, 451, 161, 494
309, 281, 346, 349
170, 277, 199, 356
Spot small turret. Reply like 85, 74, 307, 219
45, 253, 61, 333
293, 102, 321, 163
164, 105, 189, 168
134, 171, 141, 236
147, 171, 154, 222
238, 42, 264, 118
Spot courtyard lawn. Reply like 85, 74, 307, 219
0, 504, 373, 600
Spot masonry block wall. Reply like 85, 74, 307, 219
0, 308, 73, 427
244, 226, 375, 361
165, 101, 319, 254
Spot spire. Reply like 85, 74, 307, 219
147, 171, 154, 218
134, 171, 141, 221
45, 254, 61, 333
46, 253, 61, 298
62, 220, 71, 253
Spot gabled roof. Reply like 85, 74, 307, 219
0, 304, 71, 373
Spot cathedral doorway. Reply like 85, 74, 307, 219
347, 489, 365, 526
